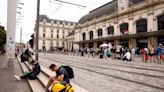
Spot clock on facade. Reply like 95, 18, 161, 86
118, 0, 129, 11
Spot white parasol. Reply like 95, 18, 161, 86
100, 43, 109, 47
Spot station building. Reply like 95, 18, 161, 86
35, 15, 77, 51
74, 0, 164, 49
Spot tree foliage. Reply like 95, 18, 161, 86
0, 26, 6, 48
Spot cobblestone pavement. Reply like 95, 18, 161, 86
0, 54, 32, 92
39, 53, 164, 92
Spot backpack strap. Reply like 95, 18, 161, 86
58, 84, 70, 92
65, 84, 72, 92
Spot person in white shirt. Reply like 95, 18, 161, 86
123, 50, 131, 61
131, 47, 135, 61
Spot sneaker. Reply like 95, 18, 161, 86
14, 75, 21, 81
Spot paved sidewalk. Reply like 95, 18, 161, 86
0, 54, 32, 92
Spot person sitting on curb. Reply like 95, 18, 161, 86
123, 49, 132, 61
46, 64, 70, 92
14, 60, 41, 80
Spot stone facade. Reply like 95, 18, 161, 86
36, 15, 77, 51
74, 0, 164, 49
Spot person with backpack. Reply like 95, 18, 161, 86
46, 64, 74, 92
14, 60, 41, 80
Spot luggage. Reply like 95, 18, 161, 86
51, 83, 74, 92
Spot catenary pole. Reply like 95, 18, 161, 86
35, 0, 40, 61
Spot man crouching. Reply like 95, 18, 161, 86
46, 64, 70, 92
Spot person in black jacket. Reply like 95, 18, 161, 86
14, 60, 41, 80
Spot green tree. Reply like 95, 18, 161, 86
0, 26, 6, 48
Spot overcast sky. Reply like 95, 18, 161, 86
0, 0, 112, 43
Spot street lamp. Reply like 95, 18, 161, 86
35, 0, 40, 61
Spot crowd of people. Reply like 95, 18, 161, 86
53, 43, 164, 64
13, 43, 164, 91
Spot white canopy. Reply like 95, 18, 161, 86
100, 43, 109, 47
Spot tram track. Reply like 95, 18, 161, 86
40, 54, 164, 77
59, 54, 164, 71
39, 56, 164, 91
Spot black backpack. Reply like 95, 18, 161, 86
61, 66, 74, 79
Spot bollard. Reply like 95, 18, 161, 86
7, 58, 14, 68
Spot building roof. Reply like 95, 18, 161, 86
78, 0, 118, 24
39, 15, 77, 23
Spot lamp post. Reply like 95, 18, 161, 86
7, 0, 17, 68
35, 0, 40, 61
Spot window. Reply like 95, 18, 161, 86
62, 41, 64, 46
107, 26, 114, 35
51, 41, 53, 45
82, 43, 86, 48
120, 23, 129, 35
63, 30, 65, 33
60, 21, 62, 25
43, 33, 45, 37
71, 23, 73, 26
63, 34, 64, 38
97, 28, 103, 37
51, 34, 53, 38
157, 14, 164, 30
136, 19, 147, 33
51, 22, 53, 26
43, 28, 46, 32
56, 41, 59, 47
57, 30, 59, 33
54, 20, 57, 24
43, 40, 45, 44
82, 33, 86, 41
65, 22, 68, 25
51, 29, 53, 32
89, 31, 94, 40
57, 34, 59, 39
51, 29, 53, 38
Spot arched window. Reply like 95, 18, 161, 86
136, 19, 147, 33
157, 14, 164, 30
82, 32, 86, 41
97, 28, 103, 37
107, 26, 114, 36
89, 31, 94, 40
120, 23, 129, 35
